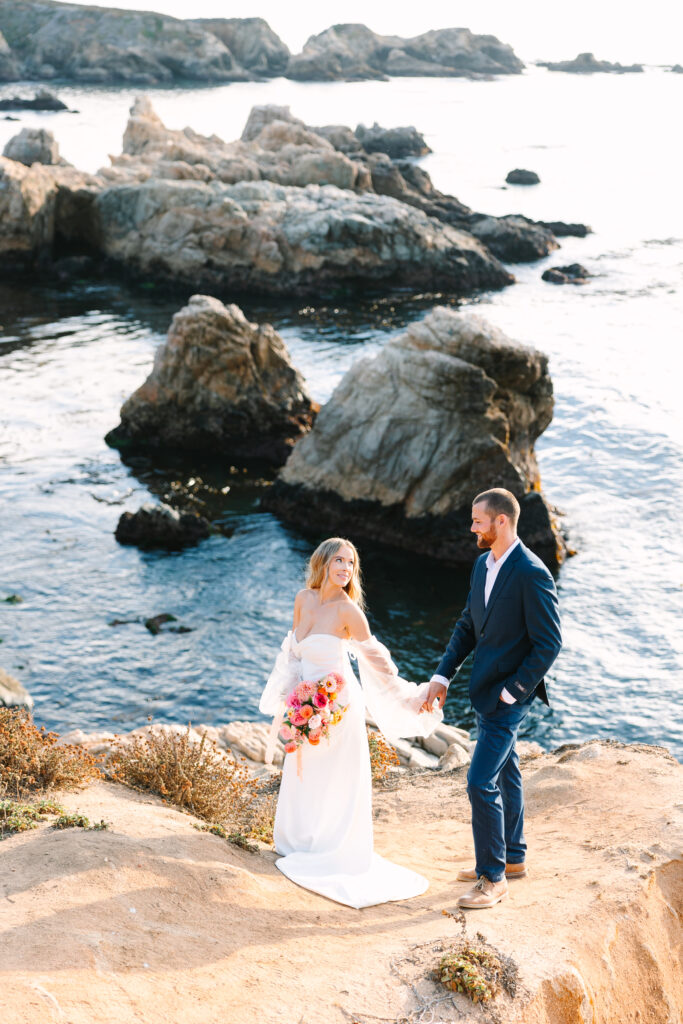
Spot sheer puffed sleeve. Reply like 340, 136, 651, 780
351, 635, 443, 743
259, 631, 301, 716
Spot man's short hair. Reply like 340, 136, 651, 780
473, 488, 521, 527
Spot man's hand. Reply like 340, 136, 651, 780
420, 679, 448, 713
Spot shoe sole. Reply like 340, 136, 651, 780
457, 890, 509, 910
456, 868, 527, 882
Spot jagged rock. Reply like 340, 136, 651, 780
190, 18, 290, 76
106, 295, 316, 464
0, 89, 69, 111
287, 24, 523, 81
506, 168, 540, 185
115, 503, 210, 550
240, 104, 304, 142
355, 122, 430, 158
310, 124, 361, 154
0, 156, 101, 269
3, 127, 64, 166
0, 668, 33, 709
438, 743, 471, 770
542, 262, 592, 284
539, 52, 644, 74
468, 214, 559, 262
0, 29, 21, 80
265, 307, 565, 569
94, 175, 513, 297
0, 1, 242, 84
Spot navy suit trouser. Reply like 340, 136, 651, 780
467, 700, 531, 882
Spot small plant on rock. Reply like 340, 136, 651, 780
53, 812, 109, 831
437, 945, 504, 1003
107, 723, 259, 830
367, 728, 400, 783
0, 708, 101, 797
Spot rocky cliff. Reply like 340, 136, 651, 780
1, 740, 680, 1023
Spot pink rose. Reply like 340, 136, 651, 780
290, 711, 307, 727
286, 692, 301, 709
313, 692, 328, 709
279, 724, 294, 742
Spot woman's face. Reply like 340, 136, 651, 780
327, 545, 355, 589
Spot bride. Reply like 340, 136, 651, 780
259, 537, 443, 909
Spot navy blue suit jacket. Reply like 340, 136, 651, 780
436, 541, 562, 715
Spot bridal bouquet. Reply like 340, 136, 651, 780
280, 672, 347, 753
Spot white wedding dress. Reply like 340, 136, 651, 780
259, 631, 443, 909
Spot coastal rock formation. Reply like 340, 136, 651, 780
266, 307, 564, 568
106, 295, 316, 464
467, 214, 558, 262
1, 741, 680, 1024
542, 262, 592, 284
355, 122, 431, 158
190, 17, 290, 75
0, 89, 69, 111
0, 32, 23, 81
0, 668, 33, 709
506, 168, 540, 185
0, 0, 244, 84
94, 177, 512, 297
3, 127, 65, 166
115, 503, 210, 550
287, 24, 524, 81
539, 52, 644, 74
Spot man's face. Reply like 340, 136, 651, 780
471, 502, 497, 549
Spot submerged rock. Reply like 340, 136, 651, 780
287, 24, 524, 81
115, 503, 210, 550
0, 89, 69, 111
542, 263, 592, 284
106, 295, 316, 464
539, 53, 644, 74
506, 168, 540, 185
468, 214, 558, 262
266, 307, 564, 568
0, 668, 33, 710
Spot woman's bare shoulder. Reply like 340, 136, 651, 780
294, 588, 317, 608
340, 597, 371, 640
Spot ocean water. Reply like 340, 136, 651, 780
1, 68, 681, 754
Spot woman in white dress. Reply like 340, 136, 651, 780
259, 537, 443, 909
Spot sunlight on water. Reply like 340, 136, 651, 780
1, 69, 682, 755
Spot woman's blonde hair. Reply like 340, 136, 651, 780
305, 537, 365, 609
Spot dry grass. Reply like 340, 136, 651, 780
107, 724, 260, 830
0, 709, 101, 798
367, 728, 400, 783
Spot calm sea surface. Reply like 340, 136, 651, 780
1, 68, 682, 754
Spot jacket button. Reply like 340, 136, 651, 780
481, 630, 485, 638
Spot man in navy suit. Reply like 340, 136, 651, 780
423, 488, 562, 909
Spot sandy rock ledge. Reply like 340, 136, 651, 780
0, 740, 680, 1024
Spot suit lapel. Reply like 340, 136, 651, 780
481, 542, 523, 628
471, 556, 487, 627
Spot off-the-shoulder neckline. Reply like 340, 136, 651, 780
293, 631, 347, 644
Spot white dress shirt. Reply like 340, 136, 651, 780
431, 538, 521, 703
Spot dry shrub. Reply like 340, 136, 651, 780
437, 945, 503, 1003
0, 708, 101, 798
107, 724, 259, 828
367, 728, 400, 783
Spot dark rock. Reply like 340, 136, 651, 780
355, 122, 431, 158
539, 53, 643, 74
265, 307, 565, 570
106, 295, 316, 465
542, 263, 591, 284
0, 89, 68, 111
537, 220, 591, 238
468, 214, 558, 262
115, 503, 210, 550
506, 168, 540, 185
287, 24, 524, 82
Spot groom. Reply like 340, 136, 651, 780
423, 488, 562, 909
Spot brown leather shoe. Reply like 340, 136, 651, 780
456, 863, 526, 882
456, 875, 508, 909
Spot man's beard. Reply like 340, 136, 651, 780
476, 526, 497, 549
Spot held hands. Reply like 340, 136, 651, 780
419, 679, 447, 714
